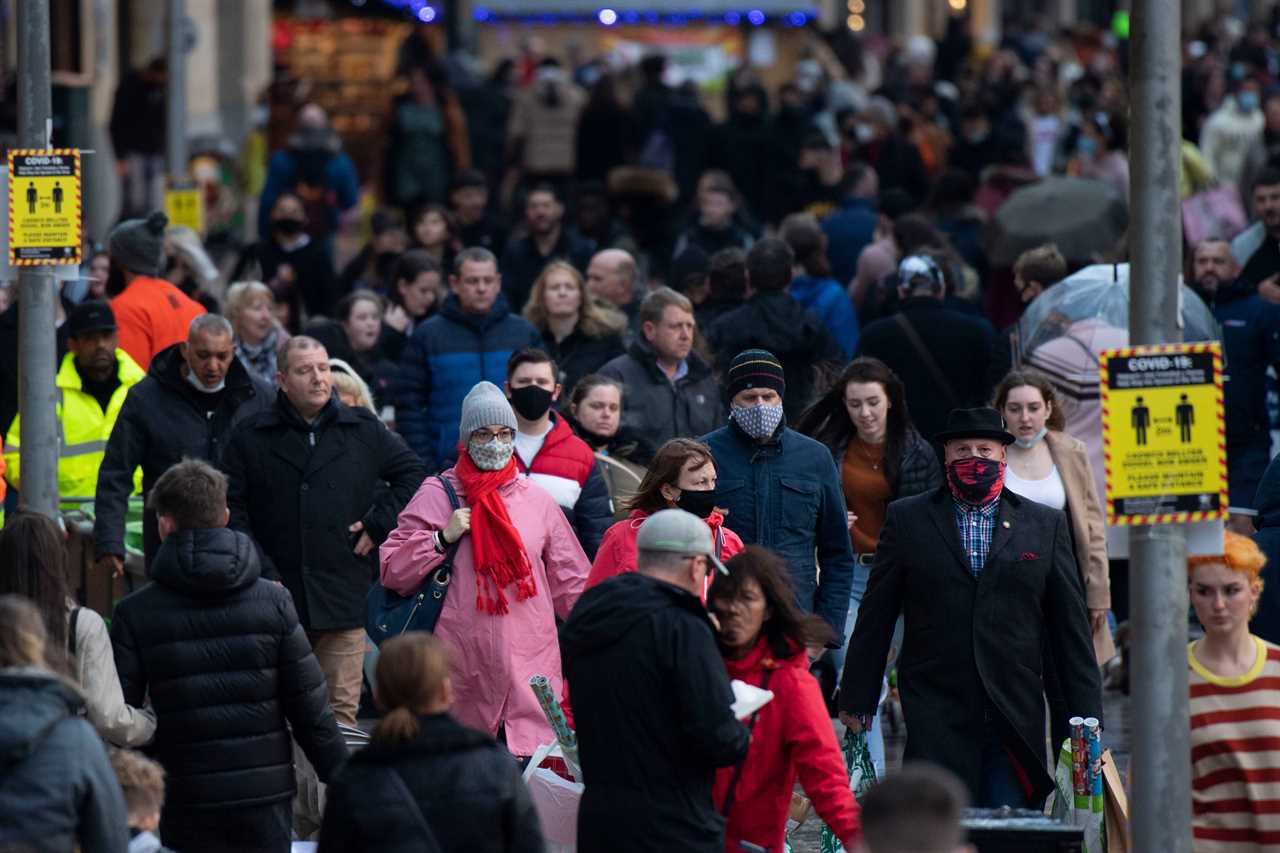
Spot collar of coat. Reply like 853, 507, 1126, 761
350, 713, 495, 765
260, 390, 357, 431
624, 337, 712, 383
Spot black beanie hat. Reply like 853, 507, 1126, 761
726, 349, 786, 400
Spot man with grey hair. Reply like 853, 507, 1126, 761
223, 335, 424, 726
95, 312, 274, 573
562, 509, 749, 853
398, 246, 543, 470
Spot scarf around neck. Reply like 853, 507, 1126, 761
453, 450, 536, 614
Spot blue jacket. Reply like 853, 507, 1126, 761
1206, 278, 1280, 446
821, 197, 877, 286
702, 421, 855, 642
397, 293, 543, 471
1252, 457, 1280, 645
789, 274, 860, 359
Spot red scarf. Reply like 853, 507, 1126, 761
453, 451, 536, 615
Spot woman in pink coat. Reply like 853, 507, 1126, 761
380, 382, 590, 757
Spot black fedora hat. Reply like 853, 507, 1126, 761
933, 407, 1015, 445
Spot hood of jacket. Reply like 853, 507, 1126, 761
1257, 459, 1280, 530
438, 292, 512, 333
150, 341, 260, 399
351, 713, 493, 765
788, 274, 841, 305
149, 527, 263, 597
0, 667, 84, 769
561, 572, 711, 657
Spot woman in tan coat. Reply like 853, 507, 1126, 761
994, 369, 1113, 665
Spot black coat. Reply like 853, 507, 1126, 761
222, 393, 425, 630
598, 340, 724, 450
499, 229, 596, 316
0, 669, 129, 853
839, 488, 1102, 803
856, 297, 996, 441
706, 290, 843, 423
110, 527, 348, 811
542, 327, 624, 401
318, 714, 544, 853
561, 573, 750, 853
94, 343, 275, 566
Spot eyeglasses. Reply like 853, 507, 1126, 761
471, 428, 516, 444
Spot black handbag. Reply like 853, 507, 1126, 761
366, 476, 461, 646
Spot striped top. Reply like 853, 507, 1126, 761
1189, 637, 1280, 851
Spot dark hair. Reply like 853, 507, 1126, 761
0, 512, 72, 671
391, 249, 442, 295
526, 182, 561, 206
569, 373, 624, 410
859, 763, 969, 853
992, 368, 1067, 431
780, 213, 831, 279
149, 459, 228, 530
708, 546, 836, 660
926, 169, 976, 212
893, 214, 948, 256
449, 168, 488, 194
878, 188, 917, 221
627, 438, 717, 514
745, 238, 794, 292
370, 208, 404, 236
1254, 166, 1280, 193
796, 357, 916, 494
708, 247, 748, 304
506, 347, 557, 381
410, 203, 457, 248
335, 288, 384, 324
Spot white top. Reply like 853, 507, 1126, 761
1005, 463, 1067, 511
514, 421, 553, 469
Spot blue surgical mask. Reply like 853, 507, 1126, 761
1013, 427, 1049, 449
1239, 91, 1261, 113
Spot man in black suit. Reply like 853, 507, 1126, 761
839, 407, 1101, 809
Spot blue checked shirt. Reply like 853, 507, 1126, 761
953, 497, 1000, 576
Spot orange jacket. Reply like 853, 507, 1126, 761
111, 276, 206, 371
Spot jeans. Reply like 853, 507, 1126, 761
831, 561, 886, 778
977, 721, 1032, 809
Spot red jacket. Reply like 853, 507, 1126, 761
586, 509, 744, 594
712, 637, 861, 853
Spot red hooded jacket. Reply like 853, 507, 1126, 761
712, 637, 861, 853
586, 508, 744, 594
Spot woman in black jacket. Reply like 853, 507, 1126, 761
318, 632, 543, 853
522, 261, 626, 397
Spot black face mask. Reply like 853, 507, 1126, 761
509, 385, 554, 421
676, 487, 718, 519
273, 218, 306, 237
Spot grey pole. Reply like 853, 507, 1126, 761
14, 0, 59, 518
165, 0, 188, 181
1128, 1, 1191, 851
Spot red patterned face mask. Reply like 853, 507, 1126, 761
946, 457, 1005, 506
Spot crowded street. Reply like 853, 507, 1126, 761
0, 0, 1275, 851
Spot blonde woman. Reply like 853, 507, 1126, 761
522, 260, 626, 398
225, 281, 289, 386
329, 358, 376, 414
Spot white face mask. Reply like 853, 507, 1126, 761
468, 437, 515, 471
185, 367, 225, 394
1013, 427, 1048, 449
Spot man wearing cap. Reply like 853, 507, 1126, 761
839, 407, 1101, 809
561, 509, 750, 853
855, 253, 996, 439
106, 210, 206, 371
702, 348, 855, 645
5, 301, 144, 507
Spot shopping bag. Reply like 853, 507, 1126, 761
1101, 749, 1130, 853
1044, 738, 1106, 852
818, 729, 878, 853
523, 742, 583, 853
1182, 183, 1248, 245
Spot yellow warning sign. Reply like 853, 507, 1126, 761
1099, 343, 1227, 525
164, 186, 204, 235
7, 148, 81, 265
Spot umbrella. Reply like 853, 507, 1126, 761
989, 177, 1129, 267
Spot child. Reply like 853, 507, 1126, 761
110, 749, 177, 853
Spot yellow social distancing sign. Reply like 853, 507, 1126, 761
1099, 343, 1227, 525
164, 185, 204, 235
7, 148, 81, 265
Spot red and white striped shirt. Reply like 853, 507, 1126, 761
1189, 636, 1280, 852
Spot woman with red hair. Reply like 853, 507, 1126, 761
1188, 531, 1280, 851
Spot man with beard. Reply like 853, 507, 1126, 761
1238, 167, 1280, 300
1190, 239, 1280, 530
500, 184, 594, 313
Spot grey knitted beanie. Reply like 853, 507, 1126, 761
108, 210, 169, 276
459, 381, 517, 438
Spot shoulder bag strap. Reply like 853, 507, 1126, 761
437, 475, 461, 511
719, 667, 775, 819
893, 313, 959, 410
434, 476, 463, 573
715, 526, 725, 562
68, 607, 81, 658
385, 767, 444, 852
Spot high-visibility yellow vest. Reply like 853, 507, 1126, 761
4, 349, 145, 506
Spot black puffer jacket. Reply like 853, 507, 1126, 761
94, 342, 274, 566
318, 714, 544, 853
0, 668, 128, 853
110, 527, 347, 810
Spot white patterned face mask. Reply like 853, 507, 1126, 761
467, 438, 515, 471
730, 403, 785, 440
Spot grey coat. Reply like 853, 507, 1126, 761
599, 341, 724, 449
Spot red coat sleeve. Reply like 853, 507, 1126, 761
784, 668, 862, 847
585, 521, 629, 590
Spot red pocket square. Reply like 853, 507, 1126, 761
1018, 552, 1039, 561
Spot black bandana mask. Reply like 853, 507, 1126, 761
946, 457, 1005, 506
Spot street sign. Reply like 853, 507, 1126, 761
6, 148, 81, 266
1100, 342, 1227, 525
164, 185, 204, 234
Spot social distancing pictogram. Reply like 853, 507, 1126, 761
7, 148, 81, 266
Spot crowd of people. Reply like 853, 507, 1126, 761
12, 6, 1280, 852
